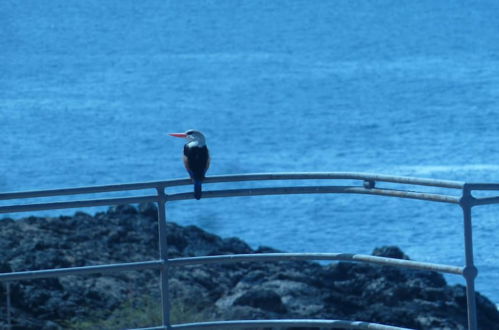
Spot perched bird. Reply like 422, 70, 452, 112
169, 129, 210, 200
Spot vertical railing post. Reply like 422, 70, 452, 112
460, 185, 478, 330
6, 282, 11, 330
157, 187, 171, 329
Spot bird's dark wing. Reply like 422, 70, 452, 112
183, 145, 210, 181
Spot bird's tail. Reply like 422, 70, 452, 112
194, 180, 202, 200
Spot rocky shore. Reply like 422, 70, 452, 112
1, 204, 498, 329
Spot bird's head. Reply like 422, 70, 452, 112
169, 129, 206, 146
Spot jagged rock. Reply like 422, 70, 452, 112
234, 288, 287, 313
372, 245, 409, 259
107, 204, 138, 215
0, 207, 498, 330
138, 202, 158, 220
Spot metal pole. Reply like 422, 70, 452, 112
157, 187, 171, 329
6, 282, 11, 330
460, 186, 478, 330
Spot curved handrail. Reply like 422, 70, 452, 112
168, 252, 463, 275
135, 319, 412, 330
0, 184, 460, 214
0, 172, 464, 214
167, 185, 460, 204
202, 172, 465, 189
0, 251, 463, 282
0, 172, 464, 201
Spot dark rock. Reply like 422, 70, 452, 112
255, 245, 282, 253
0, 207, 498, 330
73, 211, 92, 219
107, 204, 138, 215
219, 237, 253, 254
138, 202, 158, 220
0, 262, 12, 273
0, 217, 14, 226
372, 246, 409, 259
234, 288, 287, 313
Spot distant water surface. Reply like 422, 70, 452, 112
2, 0, 499, 303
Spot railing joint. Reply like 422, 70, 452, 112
363, 180, 376, 189
459, 184, 476, 208
156, 187, 168, 203
463, 265, 478, 280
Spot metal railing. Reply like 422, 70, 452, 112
0, 172, 497, 330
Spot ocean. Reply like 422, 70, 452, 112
2, 0, 499, 304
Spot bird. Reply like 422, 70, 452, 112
169, 129, 210, 200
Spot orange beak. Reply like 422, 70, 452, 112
169, 133, 187, 138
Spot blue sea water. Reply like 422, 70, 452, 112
2, 0, 499, 304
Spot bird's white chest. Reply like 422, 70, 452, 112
187, 141, 205, 148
